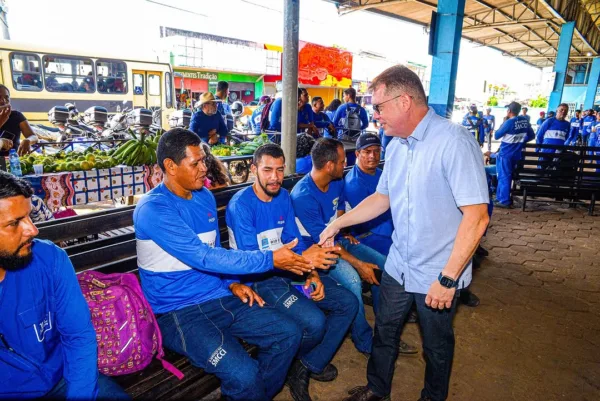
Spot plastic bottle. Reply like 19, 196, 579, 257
8, 149, 22, 177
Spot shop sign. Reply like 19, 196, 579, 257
175, 70, 218, 81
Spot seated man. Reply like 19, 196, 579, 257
226, 144, 358, 401
291, 137, 386, 357
134, 128, 317, 401
311, 96, 335, 138
343, 133, 417, 353
189, 92, 228, 145
0, 171, 129, 400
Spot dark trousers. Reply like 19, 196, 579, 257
157, 296, 301, 401
367, 272, 459, 401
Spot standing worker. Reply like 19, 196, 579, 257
332, 88, 369, 140
250, 96, 271, 135
321, 65, 490, 401
581, 109, 595, 146
189, 92, 228, 145
215, 81, 234, 132
494, 102, 535, 208
566, 109, 582, 146
521, 106, 531, 122
483, 107, 496, 150
536, 104, 570, 154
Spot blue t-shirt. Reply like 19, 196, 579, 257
569, 117, 581, 140
494, 115, 535, 157
290, 174, 345, 250
483, 114, 495, 132
462, 114, 481, 137
590, 120, 600, 146
536, 117, 570, 149
216, 96, 234, 132
332, 103, 369, 138
134, 183, 274, 313
344, 165, 393, 238
0, 240, 98, 400
226, 187, 306, 284
268, 99, 314, 133
189, 110, 228, 144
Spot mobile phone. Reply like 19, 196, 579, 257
374, 269, 383, 283
291, 281, 316, 299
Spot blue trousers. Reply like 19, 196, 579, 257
43, 375, 130, 400
367, 272, 459, 401
327, 239, 387, 353
157, 296, 301, 401
252, 275, 358, 373
495, 152, 519, 205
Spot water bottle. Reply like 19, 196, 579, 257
8, 149, 22, 177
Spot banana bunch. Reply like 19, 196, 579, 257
113, 134, 160, 166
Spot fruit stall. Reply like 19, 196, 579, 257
19, 134, 271, 210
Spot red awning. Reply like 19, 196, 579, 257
175, 78, 208, 92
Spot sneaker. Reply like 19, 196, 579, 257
494, 200, 512, 209
286, 360, 312, 401
343, 386, 391, 401
475, 245, 489, 257
310, 363, 338, 382
398, 340, 418, 355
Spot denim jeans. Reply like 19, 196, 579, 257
327, 238, 387, 354
157, 296, 302, 401
367, 272, 459, 401
252, 275, 358, 373
43, 374, 130, 400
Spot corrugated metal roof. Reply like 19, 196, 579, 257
332, 0, 600, 68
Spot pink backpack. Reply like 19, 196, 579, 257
78, 271, 184, 379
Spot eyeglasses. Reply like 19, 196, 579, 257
373, 94, 404, 114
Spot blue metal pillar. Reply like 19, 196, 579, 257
428, 0, 466, 118
548, 21, 575, 112
584, 58, 600, 110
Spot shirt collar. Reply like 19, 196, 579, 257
408, 106, 436, 142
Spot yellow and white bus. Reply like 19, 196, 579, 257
0, 40, 175, 129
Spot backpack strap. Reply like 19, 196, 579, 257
153, 318, 185, 380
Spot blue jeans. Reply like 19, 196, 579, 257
367, 272, 459, 401
327, 238, 387, 353
252, 275, 358, 373
43, 374, 130, 400
157, 296, 301, 401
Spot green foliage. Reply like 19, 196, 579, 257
529, 95, 548, 108
487, 96, 498, 106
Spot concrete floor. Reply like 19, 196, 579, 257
274, 202, 600, 401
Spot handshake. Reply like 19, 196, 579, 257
272, 238, 341, 276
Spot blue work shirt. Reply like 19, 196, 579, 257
134, 183, 274, 314
189, 110, 228, 144
250, 104, 266, 135
325, 110, 336, 121
536, 117, 570, 149
494, 115, 535, 158
484, 114, 495, 133
268, 99, 314, 133
522, 114, 531, 122
291, 174, 346, 250
376, 107, 489, 294
344, 164, 393, 239
582, 115, 595, 137
215, 96, 234, 132
462, 114, 481, 137
590, 120, 600, 146
0, 240, 98, 400
332, 103, 369, 138
568, 117, 581, 143
313, 111, 332, 136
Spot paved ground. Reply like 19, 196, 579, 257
273, 202, 600, 401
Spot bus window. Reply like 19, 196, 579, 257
165, 72, 173, 108
96, 60, 128, 94
43, 55, 94, 93
148, 74, 160, 96
10, 53, 43, 91
133, 73, 144, 95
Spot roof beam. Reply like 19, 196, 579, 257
337, 0, 414, 15
462, 18, 551, 31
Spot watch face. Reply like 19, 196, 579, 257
440, 276, 454, 288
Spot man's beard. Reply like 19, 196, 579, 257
0, 240, 34, 272
258, 177, 282, 197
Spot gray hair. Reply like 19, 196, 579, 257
369, 65, 427, 106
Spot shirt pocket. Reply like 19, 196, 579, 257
18, 302, 54, 346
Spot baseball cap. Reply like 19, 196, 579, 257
506, 101, 521, 115
540, 111, 545, 116
356, 133, 382, 151
470, 104, 478, 111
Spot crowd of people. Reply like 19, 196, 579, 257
1, 65, 496, 401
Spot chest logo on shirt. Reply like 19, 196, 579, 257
34, 311, 53, 343
332, 198, 339, 211
277, 215, 285, 225
208, 212, 216, 223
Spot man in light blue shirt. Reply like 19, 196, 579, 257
321, 65, 490, 401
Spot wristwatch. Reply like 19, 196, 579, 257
438, 273, 458, 289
